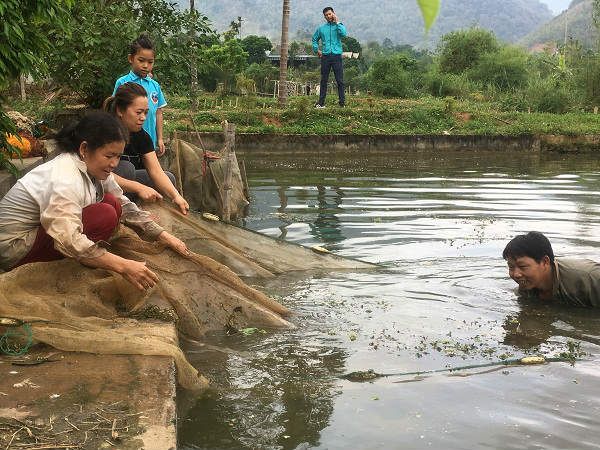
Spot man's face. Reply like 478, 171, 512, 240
507, 255, 550, 291
324, 9, 335, 22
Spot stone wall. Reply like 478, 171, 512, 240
173, 132, 546, 155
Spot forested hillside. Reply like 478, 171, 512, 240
520, 0, 598, 49
176, 0, 552, 47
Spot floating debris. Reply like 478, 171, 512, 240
341, 369, 381, 382
202, 212, 220, 221
520, 356, 546, 365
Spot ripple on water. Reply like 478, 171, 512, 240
180, 151, 600, 450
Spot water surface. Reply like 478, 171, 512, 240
179, 150, 600, 450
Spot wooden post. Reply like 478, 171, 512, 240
222, 121, 236, 222
173, 131, 184, 197
235, 97, 239, 108
240, 159, 250, 200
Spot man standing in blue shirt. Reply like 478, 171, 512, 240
312, 6, 347, 108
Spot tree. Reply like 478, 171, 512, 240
438, 27, 500, 74
244, 62, 279, 92
47, 0, 214, 106
367, 54, 418, 97
342, 36, 362, 54
288, 41, 301, 61
201, 39, 248, 92
278, 0, 290, 104
241, 35, 272, 64
469, 46, 528, 90
0, 0, 72, 175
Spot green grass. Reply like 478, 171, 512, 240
5, 90, 600, 137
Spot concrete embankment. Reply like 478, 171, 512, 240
172, 132, 600, 155
0, 347, 177, 450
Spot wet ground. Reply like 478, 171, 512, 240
179, 150, 600, 450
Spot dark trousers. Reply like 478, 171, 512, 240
114, 160, 176, 201
319, 54, 345, 106
13, 194, 122, 268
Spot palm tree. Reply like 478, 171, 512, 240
278, 0, 290, 104
190, 0, 198, 93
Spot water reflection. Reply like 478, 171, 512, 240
503, 299, 600, 350
180, 151, 600, 450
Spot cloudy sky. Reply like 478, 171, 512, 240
539, 0, 572, 15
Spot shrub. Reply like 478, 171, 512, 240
244, 62, 279, 93
438, 27, 500, 74
367, 54, 417, 97
525, 78, 573, 113
468, 46, 528, 91
422, 71, 481, 98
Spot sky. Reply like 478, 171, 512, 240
539, 0, 572, 15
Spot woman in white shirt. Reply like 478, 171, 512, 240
0, 111, 187, 291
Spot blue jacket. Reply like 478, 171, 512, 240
312, 21, 347, 55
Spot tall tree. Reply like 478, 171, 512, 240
190, 0, 198, 93
0, 0, 72, 175
278, 0, 290, 104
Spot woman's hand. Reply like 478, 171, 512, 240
172, 193, 190, 215
156, 139, 166, 157
121, 259, 159, 292
159, 231, 189, 256
137, 184, 163, 203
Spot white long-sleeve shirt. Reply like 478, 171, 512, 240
0, 152, 163, 269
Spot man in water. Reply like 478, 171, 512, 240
312, 6, 347, 108
503, 231, 600, 306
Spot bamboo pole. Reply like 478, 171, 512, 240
20, 74, 26, 101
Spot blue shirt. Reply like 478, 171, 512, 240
312, 22, 347, 55
113, 71, 167, 148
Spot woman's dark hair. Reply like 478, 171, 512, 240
502, 231, 555, 264
55, 111, 128, 154
323, 6, 334, 13
129, 34, 155, 56
103, 82, 147, 116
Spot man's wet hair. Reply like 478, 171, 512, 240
323, 6, 334, 14
129, 34, 155, 56
502, 231, 555, 264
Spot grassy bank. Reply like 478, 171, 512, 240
5, 91, 600, 137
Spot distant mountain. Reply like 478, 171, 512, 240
520, 0, 598, 49
178, 0, 553, 48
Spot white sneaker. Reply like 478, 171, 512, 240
314, 104, 325, 108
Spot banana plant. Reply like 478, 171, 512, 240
417, 0, 440, 33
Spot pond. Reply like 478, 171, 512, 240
178, 150, 600, 450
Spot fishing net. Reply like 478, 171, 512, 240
144, 202, 374, 277
0, 217, 292, 390
168, 136, 249, 220
0, 199, 372, 390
